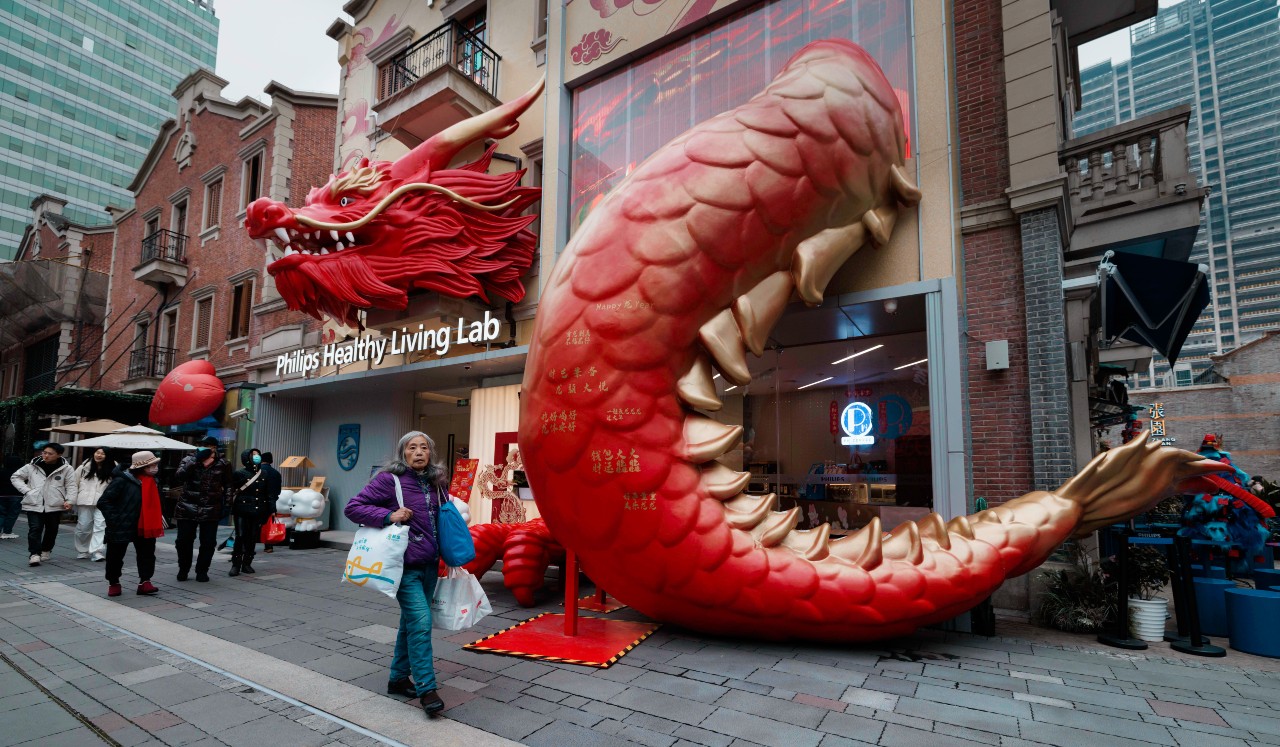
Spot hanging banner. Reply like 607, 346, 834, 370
449, 458, 481, 501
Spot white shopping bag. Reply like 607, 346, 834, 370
432, 568, 492, 630
342, 523, 409, 599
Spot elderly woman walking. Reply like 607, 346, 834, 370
345, 431, 452, 716
97, 451, 166, 597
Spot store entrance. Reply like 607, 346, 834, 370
413, 391, 472, 490
712, 293, 933, 535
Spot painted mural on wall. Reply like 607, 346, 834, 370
243, 81, 544, 328
519, 39, 1229, 642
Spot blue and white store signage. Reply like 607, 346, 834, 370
839, 402, 875, 446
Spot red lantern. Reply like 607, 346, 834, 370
149, 360, 225, 426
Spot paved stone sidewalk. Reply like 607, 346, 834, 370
4, 518, 1280, 746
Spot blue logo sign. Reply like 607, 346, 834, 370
875, 395, 913, 439
840, 402, 874, 446
337, 424, 360, 471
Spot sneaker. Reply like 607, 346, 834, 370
136, 581, 158, 595
0, 533, 17, 539
39, 551, 50, 561
387, 678, 416, 698
107, 584, 121, 597
77, 552, 89, 559
419, 690, 444, 716
28, 554, 40, 566
196, 572, 209, 582
91, 554, 105, 562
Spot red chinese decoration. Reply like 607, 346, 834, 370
519, 40, 1228, 642
244, 81, 544, 328
449, 458, 480, 501
829, 401, 838, 436
149, 360, 224, 426
571, 29, 623, 65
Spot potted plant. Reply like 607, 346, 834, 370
1034, 545, 1117, 634
1121, 545, 1172, 641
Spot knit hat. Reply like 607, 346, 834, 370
130, 451, 161, 470
200, 435, 220, 447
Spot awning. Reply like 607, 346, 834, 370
0, 259, 108, 348
1098, 250, 1210, 367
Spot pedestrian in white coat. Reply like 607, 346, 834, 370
10, 442, 75, 566
72, 448, 115, 561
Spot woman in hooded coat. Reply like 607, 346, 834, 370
97, 451, 166, 597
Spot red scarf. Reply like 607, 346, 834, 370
138, 475, 165, 538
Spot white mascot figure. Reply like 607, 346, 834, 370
288, 489, 327, 532
275, 490, 297, 529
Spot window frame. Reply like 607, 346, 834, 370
226, 275, 256, 342
190, 289, 215, 354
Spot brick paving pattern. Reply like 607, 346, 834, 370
2, 518, 1279, 746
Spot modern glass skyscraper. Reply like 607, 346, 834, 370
0, 0, 219, 258
1073, 0, 1280, 388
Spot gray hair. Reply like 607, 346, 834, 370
382, 430, 448, 487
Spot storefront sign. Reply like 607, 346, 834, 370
1148, 402, 1175, 446
829, 401, 839, 436
840, 401, 875, 446
275, 311, 502, 377
875, 395, 913, 439
337, 423, 360, 471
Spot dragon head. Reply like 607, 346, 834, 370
245, 79, 544, 328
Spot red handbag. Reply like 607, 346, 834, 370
261, 515, 287, 545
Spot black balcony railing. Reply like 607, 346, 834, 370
128, 345, 175, 380
380, 19, 501, 101
141, 229, 187, 264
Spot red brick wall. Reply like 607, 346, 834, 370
954, 0, 1034, 505
289, 105, 339, 206
100, 99, 332, 393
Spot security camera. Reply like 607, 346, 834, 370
229, 408, 250, 419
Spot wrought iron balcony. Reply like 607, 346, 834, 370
134, 229, 189, 288
381, 19, 500, 101
1059, 104, 1207, 263
126, 346, 175, 384
141, 229, 187, 264
373, 20, 503, 146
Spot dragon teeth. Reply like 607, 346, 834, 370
274, 227, 290, 245
330, 230, 340, 242
345, 232, 355, 244
335, 242, 344, 251
283, 247, 295, 257
319, 248, 329, 255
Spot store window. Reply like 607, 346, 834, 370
720, 294, 932, 534
570, 0, 913, 227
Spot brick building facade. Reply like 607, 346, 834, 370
100, 71, 336, 398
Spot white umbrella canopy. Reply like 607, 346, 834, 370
45, 419, 132, 436
63, 427, 196, 451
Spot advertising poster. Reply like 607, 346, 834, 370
449, 458, 480, 501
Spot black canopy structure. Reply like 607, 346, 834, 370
1099, 250, 1211, 367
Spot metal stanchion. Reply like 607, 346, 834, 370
1170, 534, 1225, 657
1098, 525, 1148, 650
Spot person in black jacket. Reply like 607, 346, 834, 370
229, 448, 267, 576
172, 436, 232, 582
259, 452, 283, 553
98, 452, 165, 597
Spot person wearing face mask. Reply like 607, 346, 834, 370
345, 431, 455, 717
173, 435, 232, 582
229, 448, 268, 576
72, 448, 115, 561
97, 451, 166, 597
11, 441, 75, 566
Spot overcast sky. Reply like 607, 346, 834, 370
213, 0, 344, 104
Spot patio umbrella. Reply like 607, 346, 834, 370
45, 419, 132, 436
63, 425, 196, 451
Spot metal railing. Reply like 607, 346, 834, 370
1060, 104, 1194, 213
380, 19, 501, 101
141, 229, 188, 264
127, 345, 175, 380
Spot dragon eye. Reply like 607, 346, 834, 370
339, 196, 354, 207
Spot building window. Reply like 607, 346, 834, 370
23, 336, 58, 394
241, 152, 263, 209
227, 278, 254, 340
204, 178, 222, 230
1174, 367, 1193, 387
158, 307, 178, 351
144, 215, 160, 238
192, 296, 213, 350
457, 10, 488, 78
534, 0, 549, 40
134, 320, 150, 351
172, 200, 188, 236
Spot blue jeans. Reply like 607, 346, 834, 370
390, 567, 438, 695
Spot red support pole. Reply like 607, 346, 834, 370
564, 549, 579, 636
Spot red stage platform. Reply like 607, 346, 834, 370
465, 613, 659, 668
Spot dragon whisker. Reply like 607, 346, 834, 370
295, 182, 520, 232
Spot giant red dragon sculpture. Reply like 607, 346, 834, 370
245, 82, 544, 328
246, 41, 1226, 642
517, 40, 1227, 642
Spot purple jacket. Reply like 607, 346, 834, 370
345, 471, 441, 568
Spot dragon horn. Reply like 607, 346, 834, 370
391, 75, 546, 180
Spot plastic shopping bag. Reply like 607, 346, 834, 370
342, 523, 409, 599
260, 514, 287, 545
431, 568, 491, 630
